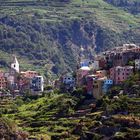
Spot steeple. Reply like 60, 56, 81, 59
11, 55, 19, 73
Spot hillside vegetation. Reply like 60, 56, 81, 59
0, 0, 140, 75
0, 72, 139, 139
104, 0, 140, 15
1, 90, 140, 139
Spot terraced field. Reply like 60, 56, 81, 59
0, 93, 140, 139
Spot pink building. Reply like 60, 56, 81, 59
0, 71, 6, 89
0, 77, 7, 89
77, 66, 91, 87
110, 66, 134, 84
0, 71, 4, 77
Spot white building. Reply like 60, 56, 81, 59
30, 76, 44, 92
135, 59, 140, 70
90, 60, 99, 70
11, 55, 19, 73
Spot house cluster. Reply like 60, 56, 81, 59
55, 44, 140, 99
0, 55, 44, 96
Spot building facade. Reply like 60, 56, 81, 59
62, 74, 75, 92
0, 77, 7, 89
102, 79, 113, 93
135, 59, 140, 70
30, 76, 44, 92
93, 78, 106, 99
11, 55, 19, 73
76, 66, 91, 87
21, 71, 39, 79
86, 75, 98, 95
96, 70, 107, 78
90, 60, 99, 70
104, 44, 140, 67
110, 66, 134, 84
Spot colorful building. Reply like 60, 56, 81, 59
96, 70, 107, 78
104, 44, 140, 67
76, 66, 91, 87
86, 74, 98, 95
0, 71, 4, 77
80, 60, 90, 67
102, 79, 113, 93
0, 77, 7, 89
21, 71, 39, 79
98, 58, 106, 69
93, 77, 106, 99
18, 75, 30, 93
110, 66, 134, 84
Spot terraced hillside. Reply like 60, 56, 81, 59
0, 0, 140, 76
0, 72, 140, 139
1, 93, 140, 139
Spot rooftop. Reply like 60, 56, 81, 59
79, 66, 91, 71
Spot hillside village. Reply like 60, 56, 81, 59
0, 43, 140, 99
0, 55, 44, 97
55, 43, 140, 99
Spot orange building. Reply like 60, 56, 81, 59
20, 71, 39, 79
96, 70, 107, 78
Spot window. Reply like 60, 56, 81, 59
93, 85, 98, 88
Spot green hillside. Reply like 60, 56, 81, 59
104, 0, 140, 15
1, 91, 140, 139
0, 0, 140, 76
0, 72, 140, 139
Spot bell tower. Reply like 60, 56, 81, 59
11, 55, 19, 73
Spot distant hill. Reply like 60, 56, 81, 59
0, 0, 140, 76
